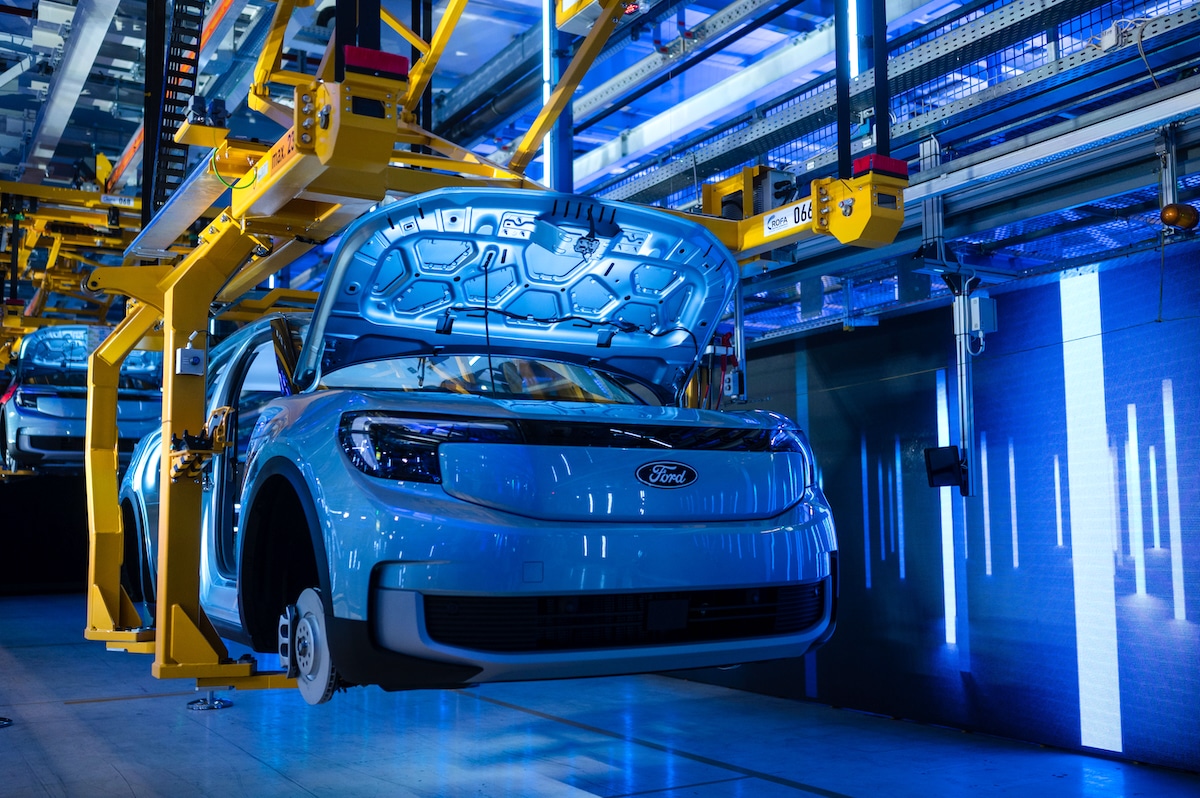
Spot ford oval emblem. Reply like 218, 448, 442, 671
636, 461, 698, 489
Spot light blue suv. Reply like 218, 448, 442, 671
120, 188, 838, 704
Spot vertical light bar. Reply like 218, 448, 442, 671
861, 433, 872, 589
937, 370, 956, 645
1110, 446, 1123, 567
848, 0, 859, 77
878, 459, 886, 561
888, 465, 896, 554
981, 431, 993, 576
1054, 455, 1064, 547
895, 436, 906, 579
1149, 445, 1161, 549
1009, 437, 1019, 569
541, 0, 555, 188
1060, 271, 1122, 753
956, 495, 972, 669
1163, 379, 1185, 620
1126, 405, 1145, 595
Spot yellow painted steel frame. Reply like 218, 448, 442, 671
701, 166, 763, 219
509, 0, 626, 173
810, 172, 907, 248
401, 0, 469, 114
250, 0, 313, 128
665, 170, 911, 259
383, 8, 430, 57
84, 297, 163, 651
84, 219, 296, 690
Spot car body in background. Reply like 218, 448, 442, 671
1, 325, 162, 473
120, 188, 838, 704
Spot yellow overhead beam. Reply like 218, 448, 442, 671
248, 0, 308, 127
214, 287, 318, 322
383, 7, 429, 56
402, 0, 469, 114
216, 238, 315, 302
0, 179, 141, 213
509, 0, 625, 173
662, 169, 910, 258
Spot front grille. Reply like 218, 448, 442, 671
27, 436, 83, 452
27, 436, 140, 453
423, 581, 826, 652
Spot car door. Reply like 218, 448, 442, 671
209, 318, 300, 581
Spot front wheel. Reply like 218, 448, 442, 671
285, 588, 339, 705
0, 417, 18, 473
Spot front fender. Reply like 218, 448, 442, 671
238, 454, 332, 647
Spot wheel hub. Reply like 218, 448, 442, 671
292, 588, 338, 705
295, 615, 319, 677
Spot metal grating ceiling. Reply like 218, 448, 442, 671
0, 0, 1194, 348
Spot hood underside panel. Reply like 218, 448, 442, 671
298, 188, 738, 398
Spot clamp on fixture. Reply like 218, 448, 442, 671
168, 406, 232, 483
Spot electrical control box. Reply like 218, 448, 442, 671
970, 296, 998, 334
1100, 23, 1123, 51
723, 370, 744, 398
175, 346, 206, 376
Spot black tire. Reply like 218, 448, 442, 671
0, 417, 20, 474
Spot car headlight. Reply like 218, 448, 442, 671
14, 390, 37, 409
338, 412, 521, 483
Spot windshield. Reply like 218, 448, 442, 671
320, 354, 647, 405
18, 327, 163, 392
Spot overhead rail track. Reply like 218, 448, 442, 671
149, 1, 207, 215
0, 182, 144, 369
739, 78, 1200, 342
592, 0, 1200, 205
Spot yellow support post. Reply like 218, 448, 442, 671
151, 213, 261, 680
82, 264, 171, 631
249, 0, 308, 127
84, 299, 164, 652
509, 0, 626, 174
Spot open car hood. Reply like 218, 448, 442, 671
296, 188, 737, 399
16, 324, 163, 380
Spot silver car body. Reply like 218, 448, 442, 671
2, 325, 161, 472
121, 188, 837, 697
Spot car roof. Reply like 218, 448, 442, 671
295, 188, 737, 399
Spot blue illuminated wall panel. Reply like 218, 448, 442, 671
690, 241, 1200, 771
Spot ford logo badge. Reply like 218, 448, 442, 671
636, 461, 698, 489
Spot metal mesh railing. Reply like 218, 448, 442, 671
588, 0, 1192, 208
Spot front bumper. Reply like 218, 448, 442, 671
11, 414, 156, 466
370, 575, 833, 683
357, 488, 836, 683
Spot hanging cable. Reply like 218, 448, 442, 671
210, 150, 257, 190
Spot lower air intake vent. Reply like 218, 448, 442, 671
27, 436, 139, 453
423, 581, 825, 652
